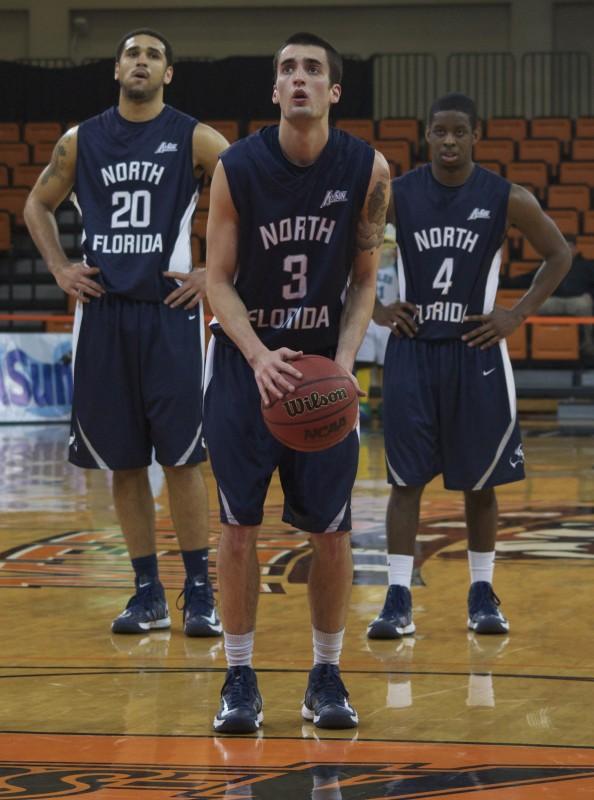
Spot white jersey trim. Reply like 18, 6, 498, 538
386, 454, 407, 486
168, 189, 198, 274
483, 246, 502, 314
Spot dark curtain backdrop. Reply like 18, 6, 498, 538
0, 57, 373, 123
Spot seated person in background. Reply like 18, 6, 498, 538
503, 236, 594, 358
355, 223, 398, 424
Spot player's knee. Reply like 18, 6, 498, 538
391, 484, 423, 511
309, 530, 351, 559
465, 487, 496, 510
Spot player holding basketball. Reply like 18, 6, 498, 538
367, 93, 571, 640
24, 29, 228, 638
205, 32, 390, 732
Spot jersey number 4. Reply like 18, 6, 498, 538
432, 257, 453, 296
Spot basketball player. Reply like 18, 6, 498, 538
204, 32, 390, 732
24, 29, 228, 638
367, 93, 571, 640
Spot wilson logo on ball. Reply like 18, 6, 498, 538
283, 388, 348, 418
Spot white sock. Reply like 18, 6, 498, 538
388, 554, 414, 588
468, 550, 495, 584
224, 631, 254, 667
312, 627, 344, 666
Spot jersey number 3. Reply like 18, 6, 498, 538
432, 257, 453, 296
282, 254, 308, 300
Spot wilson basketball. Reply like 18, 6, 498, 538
261, 355, 359, 452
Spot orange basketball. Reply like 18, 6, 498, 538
261, 355, 359, 452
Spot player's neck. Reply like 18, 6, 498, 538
431, 160, 475, 187
118, 94, 165, 123
278, 118, 329, 166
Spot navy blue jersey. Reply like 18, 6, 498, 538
214, 126, 375, 353
393, 164, 510, 340
74, 105, 200, 302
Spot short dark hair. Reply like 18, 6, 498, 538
428, 93, 478, 130
115, 28, 173, 66
273, 32, 342, 85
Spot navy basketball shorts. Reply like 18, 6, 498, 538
69, 293, 206, 470
383, 336, 525, 490
203, 338, 358, 532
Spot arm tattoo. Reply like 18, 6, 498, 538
40, 136, 70, 185
356, 179, 388, 253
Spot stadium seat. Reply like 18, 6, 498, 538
577, 235, 594, 259
479, 160, 502, 175
531, 323, 579, 360
191, 234, 204, 266
32, 142, 55, 164
23, 121, 62, 145
0, 143, 29, 168
506, 161, 548, 197
0, 165, 8, 187
377, 119, 420, 151
0, 123, 20, 143
373, 140, 411, 175
0, 210, 11, 251
197, 186, 210, 210
509, 260, 539, 278
559, 162, 594, 188
518, 139, 561, 174
572, 140, 594, 161
506, 225, 523, 254
12, 164, 43, 188
247, 119, 277, 134
486, 118, 527, 142
576, 117, 594, 139
0, 188, 29, 225
582, 209, 594, 234
474, 139, 515, 165
335, 119, 374, 141
547, 184, 590, 213
530, 118, 572, 151
546, 208, 579, 236
506, 325, 527, 359
496, 289, 524, 308
521, 238, 543, 260
192, 210, 208, 238
204, 120, 239, 143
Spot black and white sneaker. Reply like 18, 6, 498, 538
213, 666, 263, 733
302, 664, 358, 729
177, 577, 222, 637
111, 578, 171, 634
467, 581, 509, 634
367, 585, 416, 639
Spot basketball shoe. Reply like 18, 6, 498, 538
213, 666, 263, 734
111, 577, 171, 634
367, 585, 416, 639
302, 663, 358, 729
467, 581, 509, 634
177, 577, 222, 637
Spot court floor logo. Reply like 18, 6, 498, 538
1, 760, 593, 798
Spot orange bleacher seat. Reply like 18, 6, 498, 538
0, 165, 8, 187
0, 188, 29, 225
577, 235, 594, 259
377, 118, 419, 150
474, 139, 515, 165
23, 121, 62, 145
560, 162, 594, 188
521, 238, 543, 260
0, 123, 20, 143
0, 210, 11, 251
247, 119, 277, 134
496, 289, 524, 308
509, 260, 539, 278
12, 164, 43, 188
192, 210, 208, 238
576, 118, 594, 139
0, 143, 29, 168
191, 234, 204, 266
335, 119, 374, 141
547, 184, 590, 212
582, 209, 594, 234
373, 140, 411, 175
204, 120, 239, 143
547, 208, 579, 236
519, 139, 560, 173
506, 225, 522, 253
33, 141, 55, 164
530, 117, 572, 148
486, 118, 527, 142
531, 323, 579, 360
572, 140, 594, 161
506, 161, 548, 196
480, 160, 502, 175
506, 325, 527, 359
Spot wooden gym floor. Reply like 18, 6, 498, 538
0, 420, 593, 798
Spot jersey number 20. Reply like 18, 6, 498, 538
111, 190, 151, 229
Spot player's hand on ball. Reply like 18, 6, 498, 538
54, 261, 104, 303
375, 301, 418, 337
163, 267, 206, 309
252, 347, 303, 407
463, 306, 524, 349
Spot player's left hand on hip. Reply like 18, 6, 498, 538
462, 306, 522, 349
163, 268, 206, 309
